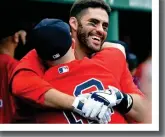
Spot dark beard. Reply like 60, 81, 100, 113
77, 22, 97, 56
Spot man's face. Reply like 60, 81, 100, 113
77, 8, 109, 54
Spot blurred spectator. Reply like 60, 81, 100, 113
0, 16, 27, 123
134, 54, 152, 123
134, 54, 152, 100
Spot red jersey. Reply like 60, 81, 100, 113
10, 50, 52, 123
36, 48, 143, 124
10, 48, 143, 124
0, 54, 18, 123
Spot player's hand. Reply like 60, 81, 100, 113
72, 94, 113, 124
81, 96, 113, 124
89, 86, 133, 114
97, 107, 113, 124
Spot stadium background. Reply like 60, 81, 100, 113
0, 0, 151, 66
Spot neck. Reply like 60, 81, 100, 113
75, 45, 88, 60
52, 57, 75, 66
74, 36, 90, 60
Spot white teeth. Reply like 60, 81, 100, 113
92, 36, 100, 41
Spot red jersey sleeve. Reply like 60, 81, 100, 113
92, 48, 125, 69
120, 61, 144, 97
93, 48, 144, 96
12, 70, 52, 105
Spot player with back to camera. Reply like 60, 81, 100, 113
0, 19, 26, 123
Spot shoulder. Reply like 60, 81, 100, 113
93, 45, 126, 61
0, 54, 15, 62
0, 54, 18, 69
12, 49, 45, 77
20, 49, 38, 62
102, 42, 126, 58
92, 46, 126, 71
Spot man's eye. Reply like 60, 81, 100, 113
103, 26, 108, 32
89, 22, 96, 26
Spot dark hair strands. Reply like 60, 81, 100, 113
70, 0, 111, 18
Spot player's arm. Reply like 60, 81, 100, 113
44, 88, 75, 109
11, 70, 75, 110
11, 70, 111, 123
102, 42, 126, 58
119, 62, 151, 123
98, 47, 151, 123
91, 48, 151, 123
86, 84, 151, 123
124, 94, 152, 123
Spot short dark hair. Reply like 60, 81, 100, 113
70, 0, 111, 19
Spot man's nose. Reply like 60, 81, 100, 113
96, 24, 105, 36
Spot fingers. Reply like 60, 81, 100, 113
90, 101, 103, 118
82, 98, 97, 117
98, 106, 112, 124
99, 115, 107, 124
76, 93, 115, 124
105, 108, 112, 122
98, 105, 108, 120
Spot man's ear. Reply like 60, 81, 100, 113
13, 30, 26, 44
18, 30, 27, 45
13, 32, 19, 44
69, 17, 78, 31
